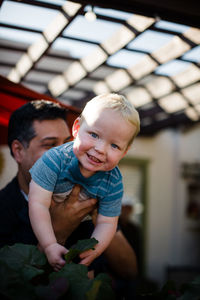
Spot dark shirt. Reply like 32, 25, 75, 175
0, 176, 95, 249
0, 177, 37, 247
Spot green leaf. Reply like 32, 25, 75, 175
50, 262, 88, 282
65, 249, 80, 264
0, 263, 37, 300
0, 242, 114, 300
94, 273, 112, 285
71, 238, 98, 252
0, 244, 46, 282
35, 277, 69, 300
0, 243, 46, 271
93, 273, 115, 300
65, 238, 98, 263
0, 244, 47, 300
85, 280, 101, 300
50, 263, 92, 300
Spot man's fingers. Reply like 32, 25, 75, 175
79, 255, 92, 267
78, 198, 97, 215
79, 257, 90, 266
67, 184, 81, 204
79, 198, 97, 208
67, 185, 97, 213
50, 198, 57, 209
91, 208, 98, 226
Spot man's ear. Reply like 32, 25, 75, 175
72, 117, 81, 138
11, 140, 26, 163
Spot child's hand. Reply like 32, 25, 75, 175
44, 243, 68, 272
79, 248, 99, 267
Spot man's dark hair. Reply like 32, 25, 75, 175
8, 100, 67, 156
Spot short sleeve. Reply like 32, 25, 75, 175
98, 169, 123, 217
29, 147, 62, 192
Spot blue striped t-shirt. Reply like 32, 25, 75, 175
30, 142, 123, 217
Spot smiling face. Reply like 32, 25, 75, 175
16, 119, 71, 194
73, 108, 136, 178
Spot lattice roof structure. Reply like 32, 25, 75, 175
0, 0, 200, 136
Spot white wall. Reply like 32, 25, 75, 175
0, 145, 17, 189
127, 130, 179, 284
173, 125, 200, 267
0, 123, 200, 286
127, 124, 200, 285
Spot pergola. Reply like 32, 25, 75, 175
0, 0, 200, 139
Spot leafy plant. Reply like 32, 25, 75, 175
0, 240, 115, 300
65, 238, 97, 264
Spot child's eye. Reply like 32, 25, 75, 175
90, 132, 98, 138
111, 143, 119, 149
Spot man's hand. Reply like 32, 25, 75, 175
50, 185, 97, 245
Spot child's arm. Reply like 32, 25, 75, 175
79, 214, 118, 266
28, 180, 67, 271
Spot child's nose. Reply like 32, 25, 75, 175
94, 141, 106, 154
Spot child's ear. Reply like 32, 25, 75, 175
72, 117, 81, 137
122, 146, 130, 158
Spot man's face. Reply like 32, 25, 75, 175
19, 119, 71, 188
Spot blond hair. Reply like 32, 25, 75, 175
81, 93, 140, 146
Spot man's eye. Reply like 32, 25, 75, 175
111, 144, 119, 149
65, 136, 73, 143
43, 143, 56, 149
90, 132, 98, 138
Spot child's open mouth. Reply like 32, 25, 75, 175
87, 153, 102, 164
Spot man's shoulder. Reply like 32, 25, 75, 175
0, 177, 22, 204
0, 177, 17, 193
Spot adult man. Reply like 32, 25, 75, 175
0, 100, 137, 281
